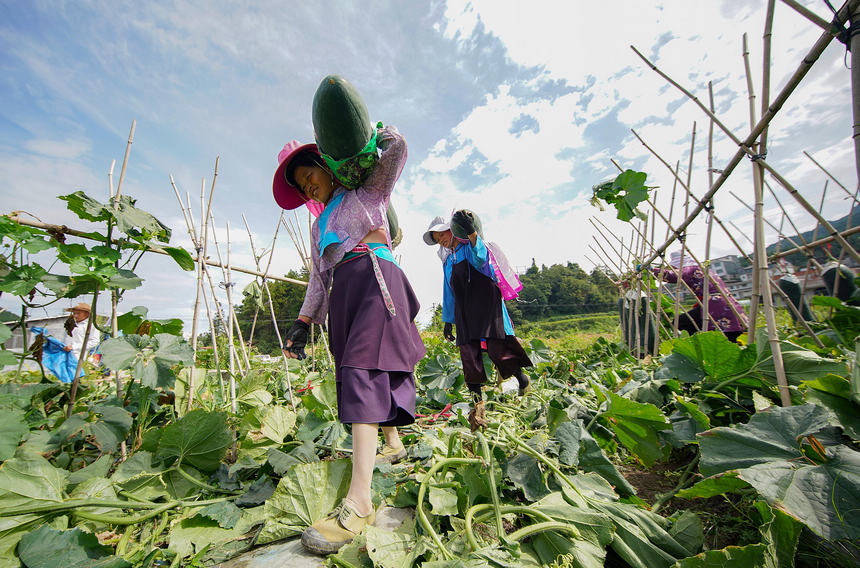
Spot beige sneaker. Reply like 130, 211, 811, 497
375, 442, 407, 464
301, 498, 376, 555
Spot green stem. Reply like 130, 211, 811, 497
416, 457, 482, 561
652, 452, 700, 514
328, 556, 360, 568
0, 496, 234, 517
13, 305, 28, 382
497, 424, 588, 504
465, 504, 555, 551
172, 464, 239, 494
74, 501, 179, 525
508, 521, 581, 542
476, 432, 505, 545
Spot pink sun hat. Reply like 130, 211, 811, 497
272, 140, 319, 210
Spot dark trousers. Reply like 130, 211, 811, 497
459, 336, 532, 384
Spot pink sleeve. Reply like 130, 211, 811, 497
298, 223, 330, 324
362, 125, 407, 199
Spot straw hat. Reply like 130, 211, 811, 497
65, 302, 91, 313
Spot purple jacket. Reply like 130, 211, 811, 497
299, 126, 407, 324
658, 265, 748, 332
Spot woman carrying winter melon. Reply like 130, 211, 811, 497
271, 79, 424, 555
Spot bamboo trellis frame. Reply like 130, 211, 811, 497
591, 2, 860, 406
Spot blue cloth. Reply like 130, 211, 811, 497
30, 326, 82, 383
441, 236, 513, 335
317, 191, 347, 253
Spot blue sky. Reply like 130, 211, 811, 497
1, 0, 854, 330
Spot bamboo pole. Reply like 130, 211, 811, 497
107, 158, 124, 411
225, 221, 237, 412
617, 140, 749, 328
187, 202, 225, 400
631, 6, 851, 266
779, 0, 832, 31
801, 182, 830, 297
831, 188, 860, 299
207, 215, 248, 375
647, 207, 657, 355
170, 178, 203, 360
113, 120, 135, 202
703, 82, 716, 335
850, 1, 860, 185
67, 287, 100, 418
246, 213, 295, 410
729, 190, 824, 269
742, 30, 790, 406
6, 215, 306, 287
802, 150, 855, 200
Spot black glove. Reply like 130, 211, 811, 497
451, 210, 476, 235
443, 322, 455, 342
284, 319, 310, 359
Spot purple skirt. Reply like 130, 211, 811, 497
329, 254, 425, 426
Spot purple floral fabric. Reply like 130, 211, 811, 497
658, 265, 749, 333
299, 126, 407, 324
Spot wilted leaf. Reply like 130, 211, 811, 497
18, 525, 131, 568
0, 409, 27, 462
156, 410, 233, 472
257, 459, 351, 544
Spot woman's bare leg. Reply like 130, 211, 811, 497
381, 425, 402, 448
345, 422, 377, 516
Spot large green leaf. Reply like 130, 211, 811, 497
756, 501, 802, 568
598, 388, 670, 467
754, 340, 849, 386
554, 419, 636, 496
698, 404, 833, 476
162, 246, 195, 271
0, 453, 67, 506
364, 524, 416, 568
802, 374, 860, 439
155, 410, 233, 472
504, 452, 550, 502
670, 331, 755, 382
257, 459, 351, 544
0, 409, 28, 462
260, 406, 297, 444
100, 334, 192, 390
166, 516, 245, 560
697, 404, 860, 540
59, 191, 111, 223
739, 446, 860, 541
18, 525, 131, 568
531, 491, 614, 568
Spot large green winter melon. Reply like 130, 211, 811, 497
450, 209, 484, 240
312, 75, 373, 160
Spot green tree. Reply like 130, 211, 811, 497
236, 269, 307, 354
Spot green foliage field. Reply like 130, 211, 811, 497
1, 192, 859, 567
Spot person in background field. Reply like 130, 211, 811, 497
64, 302, 100, 361
271, 126, 425, 555
423, 211, 532, 430
655, 251, 748, 343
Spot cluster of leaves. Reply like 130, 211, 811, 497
0, 191, 193, 374
590, 170, 654, 222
